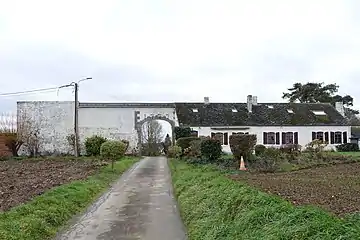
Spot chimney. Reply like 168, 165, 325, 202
335, 102, 345, 116
247, 95, 253, 112
252, 96, 258, 105
204, 97, 209, 104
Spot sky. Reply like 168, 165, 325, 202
1, 0, 360, 114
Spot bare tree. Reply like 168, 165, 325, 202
141, 120, 164, 156
0, 112, 23, 156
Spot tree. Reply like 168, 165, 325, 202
0, 112, 23, 156
282, 82, 360, 125
17, 110, 42, 157
141, 120, 164, 156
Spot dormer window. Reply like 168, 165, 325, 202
192, 108, 198, 112
232, 109, 238, 112
312, 110, 326, 115
287, 109, 294, 113
267, 105, 274, 109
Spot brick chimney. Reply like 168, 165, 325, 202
204, 97, 209, 104
247, 95, 253, 112
335, 102, 345, 116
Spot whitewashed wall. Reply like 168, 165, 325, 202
17, 101, 179, 155
79, 107, 178, 153
17, 101, 74, 154
191, 125, 351, 152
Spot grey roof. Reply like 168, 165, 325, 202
79, 102, 175, 108
174, 102, 350, 126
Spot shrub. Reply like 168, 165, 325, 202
183, 139, 202, 159
336, 143, 359, 152
3, 133, 23, 157
229, 134, 257, 160
167, 145, 182, 158
85, 135, 107, 156
304, 139, 327, 153
176, 137, 200, 150
174, 127, 192, 140
121, 139, 130, 151
200, 138, 222, 161
141, 143, 161, 156
100, 140, 126, 160
254, 144, 266, 156
250, 147, 285, 172
279, 144, 301, 154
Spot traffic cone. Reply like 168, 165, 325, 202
239, 156, 247, 170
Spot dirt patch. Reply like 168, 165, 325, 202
229, 162, 360, 216
0, 158, 107, 211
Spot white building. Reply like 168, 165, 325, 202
17, 95, 350, 155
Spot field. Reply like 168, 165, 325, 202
0, 157, 105, 211
170, 159, 360, 239
230, 162, 360, 216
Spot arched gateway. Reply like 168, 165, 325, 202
135, 114, 176, 150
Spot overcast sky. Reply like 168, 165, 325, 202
1, 0, 360, 113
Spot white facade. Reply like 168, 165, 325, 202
191, 125, 351, 152
17, 100, 351, 155
17, 101, 178, 155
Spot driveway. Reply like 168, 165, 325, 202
55, 156, 187, 240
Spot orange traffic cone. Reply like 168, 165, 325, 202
239, 156, 247, 171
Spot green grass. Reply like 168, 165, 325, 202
170, 159, 360, 240
0, 156, 139, 240
332, 151, 360, 157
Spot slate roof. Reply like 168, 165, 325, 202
175, 102, 350, 126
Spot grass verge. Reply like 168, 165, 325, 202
170, 159, 360, 240
0, 156, 139, 240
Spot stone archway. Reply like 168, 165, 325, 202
135, 114, 175, 151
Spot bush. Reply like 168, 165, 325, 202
84, 135, 107, 156
174, 127, 192, 140
167, 145, 182, 158
279, 144, 301, 154
304, 139, 327, 153
336, 143, 359, 152
176, 137, 200, 150
254, 144, 266, 156
100, 140, 127, 160
121, 139, 130, 151
229, 134, 257, 160
2, 133, 23, 157
141, 143, 161, 156
200, 138, 222, 161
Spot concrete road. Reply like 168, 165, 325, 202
55, 156, 187, 240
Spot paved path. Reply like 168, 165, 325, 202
55, 156, 187, 240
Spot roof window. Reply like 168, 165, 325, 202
232, 108, 238, 112
287, 109, 294, 113
192, 108, 198, 112
312, 110, 326, 115
267, 105, 274, 109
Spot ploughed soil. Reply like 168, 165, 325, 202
0, 158, 106, 212
230, 162, 360, 216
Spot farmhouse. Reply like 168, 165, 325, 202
17, 95, 350, 154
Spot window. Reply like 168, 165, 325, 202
263, 132, 277, 144
312, 110, 326, 115
316, 132, 324, 141
214, 132, 224, 145
282, 132, 293, 144
192, 108, 198, 112
267, 105, 274, 109
287, 109, 294, 113
334, 132, 342, 144
232, 108, 238, 112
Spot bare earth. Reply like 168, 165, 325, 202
55, 156, 187, 240
230, 162, 360, 216
0, 158, 102, 211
